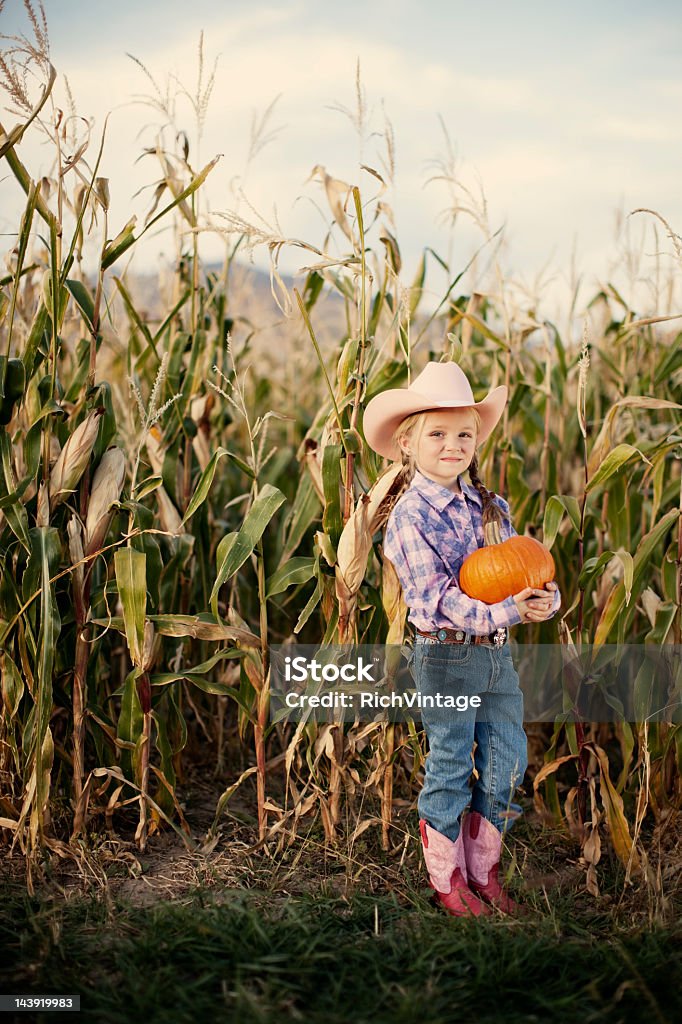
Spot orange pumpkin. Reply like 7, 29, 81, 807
459, 521, 555, 604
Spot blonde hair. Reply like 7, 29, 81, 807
382, 406, 509, 528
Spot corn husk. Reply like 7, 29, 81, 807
156, 484, 183, 536
365, 463, 404, 534
336, 464, 404, 595
591, 552, 625, 621
640, 587, 663, 629
192, 430, 211, 473
49, 409, 103, 507
145, 423, 164, 475
190, 394, 211, 472
67, 515, 86, 624
142, 620, 157, 672
381, 553, 407, 646
85, 447, 126, 555
35, 481, 50, 527
49, 434, 61, 467
335, 494, 372, 600
335, 464, 406, 640
381, 553, 407, 679
302, 438, 325, 503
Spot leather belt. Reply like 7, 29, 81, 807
416, 627, 508, 647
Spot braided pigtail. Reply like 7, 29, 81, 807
368, 457, 414, 535
468, 452, 511, 530
370, 411, 426, 530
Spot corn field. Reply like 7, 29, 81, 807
1, 8, 681, 899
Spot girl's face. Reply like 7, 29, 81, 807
400, 408, 478, 492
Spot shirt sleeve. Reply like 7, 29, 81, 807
496, 495, 562, 618
384, 507, 523, 632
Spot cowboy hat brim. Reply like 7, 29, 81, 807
363, 385, 508, 461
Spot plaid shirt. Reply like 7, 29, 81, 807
383, 469, 561, 634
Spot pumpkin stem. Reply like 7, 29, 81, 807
483, 520, 502, 546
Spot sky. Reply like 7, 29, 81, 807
1, 0, 681, 321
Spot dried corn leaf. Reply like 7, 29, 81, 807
589, 743, 641, 876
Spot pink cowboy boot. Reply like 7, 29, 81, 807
419, 819, 491, 917
461, 811, 524, 915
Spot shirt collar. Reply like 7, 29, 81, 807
410, 469, 483, 511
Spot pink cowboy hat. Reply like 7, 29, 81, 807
363, 361, 508, 461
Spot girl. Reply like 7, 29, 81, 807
363, 361, 561, 917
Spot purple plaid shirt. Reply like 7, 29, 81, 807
383, 469, 561, 634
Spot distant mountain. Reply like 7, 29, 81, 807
122, 258, 349, 360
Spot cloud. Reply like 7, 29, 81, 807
597, 116, 676, 143
0, 2, 680, 324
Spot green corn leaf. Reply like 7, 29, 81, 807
0, 651, 24, 718
117, 667, 144, 781
182, 447, 254, 526
294, 578, 323, 634
281, 471, 322, 562
114, 548, 147, 667
32, 526, 61, 827
594, 508, 680, 645
21, 300, 50, 380
645, 601, 677, 646
209, 485, 286, 613
335, 338, 359, 399
150, 648, 245, 686
577, 550, 616, 590
165, 684, 188, 756
151, 650, 251, 708
65, 279, 96, 331
131, 531, 161, 613
586, 443, 652, 493
0, 431, 30, 552
209, 533, 238, 619
301, 270, 324, 311
266, 557, 315, 598
322, 444, 343, 546
543, 494, 582, 549
101, 217, 138, 271
134, 475, 163, 501
151, 708, 177, 815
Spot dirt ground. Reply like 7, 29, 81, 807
2, 756, 680, 928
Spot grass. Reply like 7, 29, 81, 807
0, 883, 680, 1024
1, 802, 680, 1024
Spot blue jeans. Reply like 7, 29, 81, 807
412, 637, 528, 841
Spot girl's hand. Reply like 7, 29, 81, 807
513, 582, 557, 623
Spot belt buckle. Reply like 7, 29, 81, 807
493, 628, 507, 647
